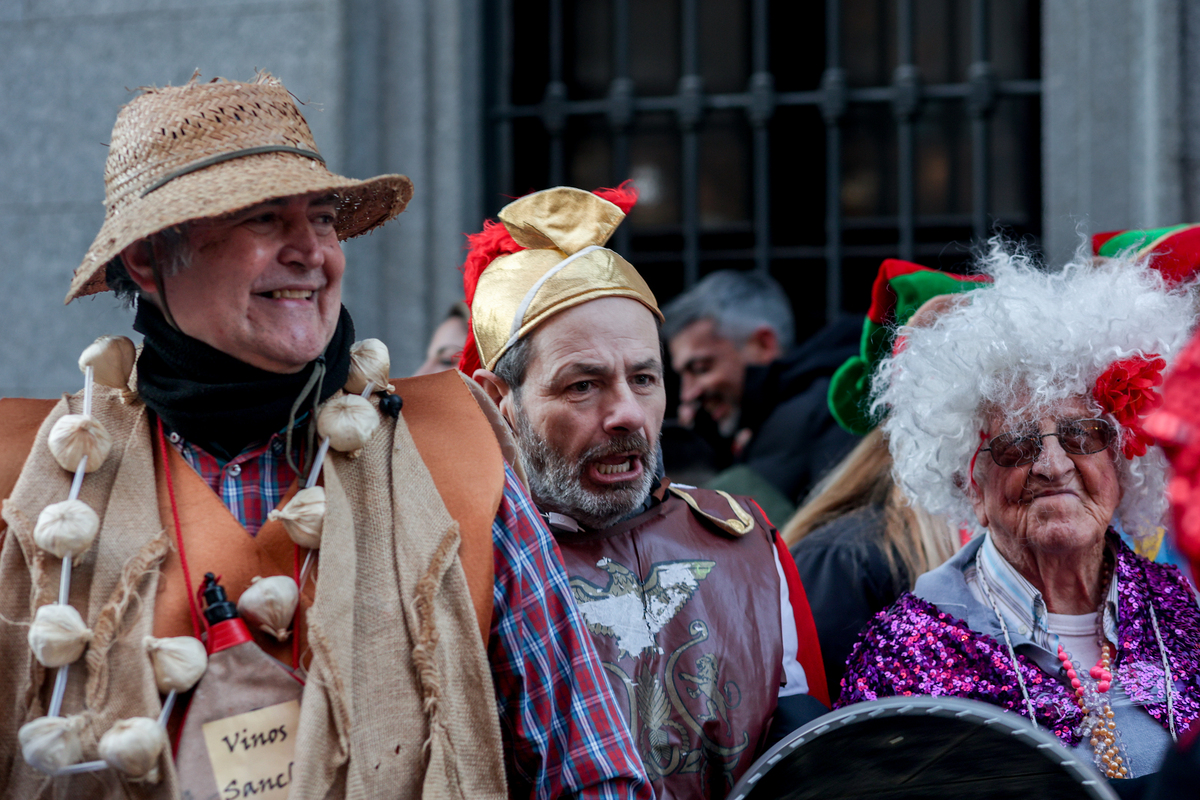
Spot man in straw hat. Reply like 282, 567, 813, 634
463, 184, 831, 799
0, 73, 649, 798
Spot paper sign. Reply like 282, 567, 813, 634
202, 700, 301, 800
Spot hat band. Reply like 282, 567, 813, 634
140, 145, 326, 197
503, 245, 605, 353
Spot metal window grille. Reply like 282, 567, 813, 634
485, 0, 1042, 332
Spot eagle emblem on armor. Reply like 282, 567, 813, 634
569, 558, 716, 659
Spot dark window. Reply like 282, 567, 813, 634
485, 0, 1042, 342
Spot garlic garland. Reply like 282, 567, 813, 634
237, 576, 299, 642
144, 636, 208, 694
78, 335, 136, 390
345, 338, 393, 394
33, 499, 99, 561
268, 486, 326, 549
317, 395, 379, 452
48, 414, 113, 474
19, 714, 86, 774
98, 717, 166, 783
28, 604, 93, 668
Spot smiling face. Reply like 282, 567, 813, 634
668, 318, 749, 430
970, 396, 1123, 564
505, 297, 666, 529
133, 192, 345, 374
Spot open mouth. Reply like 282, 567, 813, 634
261, 289, 315, 300
588, 453, 645, 485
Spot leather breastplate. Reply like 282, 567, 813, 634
554, 487, 784, 799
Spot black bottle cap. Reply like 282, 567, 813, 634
201, 572, 239, 625
380, 393, 403, 419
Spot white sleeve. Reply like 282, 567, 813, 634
773, 544, 810, 697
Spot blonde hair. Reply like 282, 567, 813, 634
782, 428, 959, 588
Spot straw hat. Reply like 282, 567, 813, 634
68, 73, 414, 303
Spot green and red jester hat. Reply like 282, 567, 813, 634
1094, 224, 1200, 286
828, 259, 991, 436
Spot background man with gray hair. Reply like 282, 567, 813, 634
663, 270, 861, 510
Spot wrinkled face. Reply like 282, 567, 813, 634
509, 297, 666, 529
668, 318, 747, 429
970, 396, 1123, 560
160, 192, 345, 374
413, 316, 468, 376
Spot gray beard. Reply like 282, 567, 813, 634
513, 403, 658, 530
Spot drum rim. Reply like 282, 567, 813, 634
728, 696, 1119, 800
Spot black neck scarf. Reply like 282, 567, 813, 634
134, 302, 354, 462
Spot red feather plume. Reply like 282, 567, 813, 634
457, 182, 638, 374
458, 219, 525, 375
593, 180, 639, 215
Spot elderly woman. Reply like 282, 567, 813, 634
839, 246, 1200, 782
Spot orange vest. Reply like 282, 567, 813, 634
0, 370, 502, 649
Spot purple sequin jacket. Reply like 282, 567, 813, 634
838, 534, 1200, 745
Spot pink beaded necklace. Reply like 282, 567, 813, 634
1056, 636, 1127, 778
977, 551, 1142, 778
1053, 559, 1130, 778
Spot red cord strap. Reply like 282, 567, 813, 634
292, 544, 302, 670
157, 416, 205, 641
968, 430, 988, 494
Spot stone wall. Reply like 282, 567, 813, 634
11, 0, 1199, 397
1041, 0, 1190, 267
0, 0, 480, 397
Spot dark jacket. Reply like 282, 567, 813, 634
739, 315, 863, 503
790, 504, 903, 703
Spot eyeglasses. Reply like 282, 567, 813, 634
980, 418, 1117, 467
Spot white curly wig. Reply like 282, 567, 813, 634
873, 241, 1197, 539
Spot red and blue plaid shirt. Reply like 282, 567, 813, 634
175, 431, 294, 535
173, 433, 650, 799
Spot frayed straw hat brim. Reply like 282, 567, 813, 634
69, 152, 412, 302
68, 73, 415, 303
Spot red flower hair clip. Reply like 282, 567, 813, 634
1093, 355, 1166, 458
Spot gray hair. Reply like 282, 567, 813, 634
661, 269, 794, 349
105, 224, 194, 307
493, 335, 535, 395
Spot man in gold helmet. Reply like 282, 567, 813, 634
0, 74, 649, 798
464, 185, 831, 798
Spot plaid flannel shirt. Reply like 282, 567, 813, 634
174, 433, 650, 799
175, 431, 293, 535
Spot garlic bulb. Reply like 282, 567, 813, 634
28, 604, 92, 668
144, 635, 207, 694
268, 486, 326, 549
34, 499, 100, 561
317, 395, 379, 452
48, 414, 113, 474
78, 335, 137, 390
99, 717, 166, 783
345, 338, 392, 394
237, 576, 299, 642
19, 714, 86, 774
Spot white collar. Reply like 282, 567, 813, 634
967, 532, 1119, 653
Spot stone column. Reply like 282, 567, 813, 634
1042, 0, 1186, 267
339, 0, 484, 375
